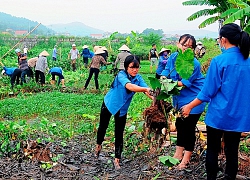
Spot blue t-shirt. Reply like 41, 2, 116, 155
161, 52, 206, 114
197, 47, 250, 132
156, 55, 168, 75
49, 67, 62, 74
3, 67, 17, 76
104, 70, 148, 116
89, 51, 94, 58
81, 48, 91, 58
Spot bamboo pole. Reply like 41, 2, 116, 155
0, 23, 41, 67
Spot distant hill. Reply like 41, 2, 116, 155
47, 22, 104, 37
165, 29, 219, 39
0, 12, 54, 35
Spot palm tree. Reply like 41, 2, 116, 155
220, 0, 250, 32
182, 0, 231, 28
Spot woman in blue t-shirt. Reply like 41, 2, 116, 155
161, 34, 205, 170
155, 48, 171, 79
181, 23, 250, 179
95, 55, 153, 170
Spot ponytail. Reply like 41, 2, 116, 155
220, 23, 250, 59
239, 31, 250, 59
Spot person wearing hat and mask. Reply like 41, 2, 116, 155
83, 48, 107, 90
35, 50, 49, 86
1, 62, 22, 88
156, 48, 171, 79
81, 45, 91, 68
99, 46, 109, 71
68, 44, 80, 71
15, 48, 29, 84
52, 45, 58, 61
195, 41, 206, 58
114, 44, 131, 71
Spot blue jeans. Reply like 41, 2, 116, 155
21, 69, 29, 84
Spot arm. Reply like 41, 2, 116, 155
77, 50, 80, 59
20, 55, 27, 61
100, 57, 107, 65
181, 98, 203, 116
148, 52, 151, 60
125, 83, 150, 93
156, 51, 159, 59
114, 56, 120, 67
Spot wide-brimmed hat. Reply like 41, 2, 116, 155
159, 48, 171, 55
95, 49, 105, 55
101, 46, 107, 51
39, 50, 50, 56
82, 45, 89, 49
72, 44, 76, 47
196, 41, 203, 45
118, 44, 130, 51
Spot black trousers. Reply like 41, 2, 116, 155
83, 57, 88, 68
84, 68, 100, 89
97, 102, 127, 159
35, 70, 45, 84
10, 69, 22, 87
206, 126, 241, 180
51, 72, 64, 85
175, 113, 201, 151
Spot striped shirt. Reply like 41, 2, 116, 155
18, 54, 28, 70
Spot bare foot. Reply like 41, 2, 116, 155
173, 154, 182, 161
177, 161, 189, 170
113, 158, 121, 170
94, 144, 102, 158
173, 146, 184, 161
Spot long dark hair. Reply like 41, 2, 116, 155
179, 34, 196, 49
220, 23, 250, 59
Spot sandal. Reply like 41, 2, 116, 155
113, 158, 121, 170
94, 144, 102, 158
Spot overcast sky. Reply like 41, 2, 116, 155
1, 0, 220, 33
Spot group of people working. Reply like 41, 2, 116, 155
1, 49, 65, 88
94, 23, 250, 180
1, 23, 249, 179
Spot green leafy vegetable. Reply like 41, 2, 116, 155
175, 48, 194, 79
159, 155, 179, 167
148, 77, 161, 90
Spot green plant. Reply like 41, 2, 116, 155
159, 155, 179, 167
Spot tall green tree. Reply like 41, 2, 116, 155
182, 0, 231, 28
220, 0, 250, 32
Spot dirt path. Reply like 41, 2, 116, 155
0, 135, 249, 180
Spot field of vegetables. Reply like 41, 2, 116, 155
0, 35, 249, 179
